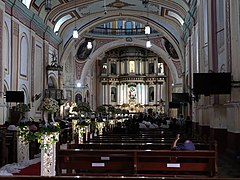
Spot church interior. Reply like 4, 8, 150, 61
0, 0, 240, 179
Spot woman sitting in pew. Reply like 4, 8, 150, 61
172, 133, 195, 150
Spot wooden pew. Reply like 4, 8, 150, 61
88, 137, 202, 144
5, 130, 17, 163
56, 148, 217, 177
0, 127, 8, 166
0, 175, 220, 180
68, 142, 214, 150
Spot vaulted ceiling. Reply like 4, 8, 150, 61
26, 0, 193, 49
24, 0, 195, 85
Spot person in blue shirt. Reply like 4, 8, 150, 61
172, 133, 195, 150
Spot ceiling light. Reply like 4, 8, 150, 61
72, 0, 78, 38
73, 28, 78, 38
87, 41, 92, 50
145, 25, 150, 35
146, 40, 152, 48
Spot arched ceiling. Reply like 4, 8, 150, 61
25, 0, 194, 86
27, 0, 191, 45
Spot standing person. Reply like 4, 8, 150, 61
177, 114, 185, 132
172, 133, 195, 150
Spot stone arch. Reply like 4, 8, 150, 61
48, 73, 58, 88
60, 14, 183, 68
19, 84, 29, 104
19, 33, 29, 77
79, 38, 182, 86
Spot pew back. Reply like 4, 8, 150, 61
57, 149, 217, 177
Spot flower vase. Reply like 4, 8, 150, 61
51, 113, 55, 123
43, 111, 49, 125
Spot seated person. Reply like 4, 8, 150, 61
139, 122, 147, 129
172, 133, 195, 150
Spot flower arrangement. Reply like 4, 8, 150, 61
18, 122, 61, 151
42, 98, 59, 113
18, 125, 34, 144
15, 103, 30, 113
34, 123, 61, 151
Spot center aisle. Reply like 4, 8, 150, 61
13, 162, 40, 176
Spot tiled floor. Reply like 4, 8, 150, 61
217, 153, 240, 178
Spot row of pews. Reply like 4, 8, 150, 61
0, 127, 17, 166
56, 128, 218, 177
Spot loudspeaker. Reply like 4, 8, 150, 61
6, 91, 24, 102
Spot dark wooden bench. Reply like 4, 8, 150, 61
0, 127, 8, 166
0, 175, 219, 180
56, 148, 217, 177
68, 142, 215, 150
5, 130, 17, 163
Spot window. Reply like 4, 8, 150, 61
129, 61, 135, 73
54, 15, 72, 33
22, 0, 31, 8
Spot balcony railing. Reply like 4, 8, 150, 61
88, 27, 159, 36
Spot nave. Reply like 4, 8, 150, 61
1, 117, 240, 179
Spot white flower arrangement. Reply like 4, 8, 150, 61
42, 98, 59, 113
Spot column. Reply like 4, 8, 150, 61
105, 84, 109, 105
158, 84, 161, 102
126, 60, 129, 74
124, 83, 127, 103
117, 84, 120, 104
154, 60, 158, 74
136, 83, 139, 104
162, 82, 166, 102
141, 60, 144, 74
140, 83, 143, 104
121, 84, 124, 104
154, 84, 157, 104
125, 59, 127, 74
116, 60, 120, 75
145, 60, 148, 75
145, 83, 148, 105
11, 21, 19, 90
102, 84, 105, 105
135, 59, 138, 74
